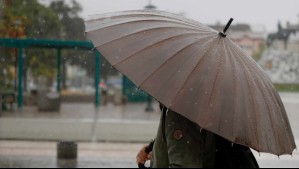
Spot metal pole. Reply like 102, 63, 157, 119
17, 46, 23, 110
94, 51, 101, 108
57, 48, 61, 93
122, 75, 126, 98
91, 51, 101, 142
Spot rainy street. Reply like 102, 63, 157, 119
1, 0, 299, 168
0, 92, 298, 168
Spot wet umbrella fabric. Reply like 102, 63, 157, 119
85, 10, 296, 156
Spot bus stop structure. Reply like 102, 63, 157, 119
0, 38, 101, 110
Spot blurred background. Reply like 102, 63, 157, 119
0, 0, 298, 168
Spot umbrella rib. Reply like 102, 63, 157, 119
138, 36, 216, 88
95, 26, 204, 48
228, 42, 261, 152
235, 47, 282, 154
87, 19, 209, 33
86, 13, 202, 29
229, 40, 290, 153
248, 56, 295, 154
256, 76, 282, 154
227, 39, 274, 85
86, 10, 214, 31
113, 33, 216, 67
228, 40, 295, 154
223, 40, 237, 140
229, 41, 294, 154
267, 88, 296, 154
271, 92, 296, 153
167, 36, 220, 109
235, 50, 278, 153
206, 39, 227, 132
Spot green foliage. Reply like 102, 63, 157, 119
0, 0, 93, 90
0, 0, 116, 91
7, 0, 61, 39
275, 84, 299, 92
49, 0, 85, 40
252, 43, 266, 61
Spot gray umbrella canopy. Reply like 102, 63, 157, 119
85, 10, 296, 155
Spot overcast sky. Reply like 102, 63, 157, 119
43, 0, 299, 32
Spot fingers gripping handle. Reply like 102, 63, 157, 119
138, 140, 155, 168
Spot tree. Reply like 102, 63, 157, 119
49, 0, 85, 40
0, 0, 117, 92
49, 0, 91, 89
0, 0, 62, 91
50, 0, 119, 83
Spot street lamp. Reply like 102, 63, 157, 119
144, 0, 156, 10
144, 0, 156, 112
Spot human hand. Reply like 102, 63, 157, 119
136, 145, 152, 165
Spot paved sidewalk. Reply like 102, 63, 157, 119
0, 141, 298, 168
0, 102, 161, 121
0, 141, 143, 168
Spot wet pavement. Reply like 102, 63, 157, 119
0, 141, 143, 168
0, 102, 161, 121
0, 92, 299, 168
0, 140, 298, 168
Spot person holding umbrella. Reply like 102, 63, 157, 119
136, 103, 259, 168
85, 10, 296, 169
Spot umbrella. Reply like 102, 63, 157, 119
85, 10, 296, 156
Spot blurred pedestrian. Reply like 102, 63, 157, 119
136, 103, 259, 168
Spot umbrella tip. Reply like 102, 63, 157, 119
219, 18, 234, 38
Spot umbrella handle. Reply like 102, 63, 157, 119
138, 163, 148, 168
138, 140, 155, 168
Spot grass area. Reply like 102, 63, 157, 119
275, 84, 299, 92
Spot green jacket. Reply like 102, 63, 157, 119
150, 107, 259, 168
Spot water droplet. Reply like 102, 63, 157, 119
200, 128, 203, 133
189, 88, 193, 91
210, 104, 213, 107
187, 141, 190, 144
